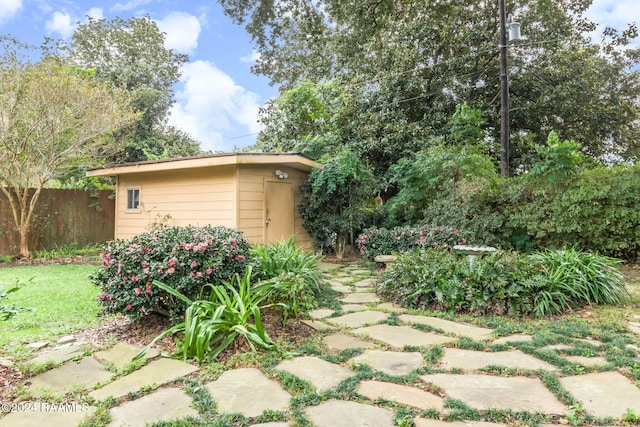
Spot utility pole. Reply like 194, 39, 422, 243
499, 0, 510, 177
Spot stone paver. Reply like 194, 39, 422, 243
308, 308, 334, 319
93, 342, 159, 370
629, 321, 640, 335
350, 350, 424, 376
251, 423, 289, 427
205, 368, 291, 418
301, 319, 334, 331
439, 348, 558, 372
108, 387, 198, 426
326, 310, 388, 328
399, 314, 494, 341
353, 278, 377, 287
541, 344, 573, 351
340, 303, 367, 312
29, 344, 85, 365
559, 371, 640, 418
330, 284, 352, 293
276, 356, 353, 391
0, 403, 96, 427
357, 380, 444, 410
305, 399, 394, 427
339, 293, 380, 304
89, 357, 198, 400
331, 276, 353, 283
322, 333, 376, 351
491, 334, 533, 344
28, 357, 112, 395
348, 269, 372, 276
420, 373, 567, 414
414, 420, 507, 427
353, 324, 457, 348
564, 355, 608, 367
376, 302, 405, 313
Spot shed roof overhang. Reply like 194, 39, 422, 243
86, 153, 320, 177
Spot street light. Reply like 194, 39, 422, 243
499, 0, 524, 177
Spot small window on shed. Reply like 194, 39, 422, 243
127, 188, 140, 210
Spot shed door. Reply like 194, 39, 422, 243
265, 181, 295, 243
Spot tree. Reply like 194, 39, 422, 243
63, 16, 196, 163
0, 39, 138, 257
222, 0, 640, 168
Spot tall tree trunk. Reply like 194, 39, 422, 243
19, 222, 30, 259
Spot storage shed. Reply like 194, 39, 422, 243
87, 153, 320, 248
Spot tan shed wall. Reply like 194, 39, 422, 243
115, 166, 237, 239
237, 164, 313, 249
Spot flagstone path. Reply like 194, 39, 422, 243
2, 262, 640, 427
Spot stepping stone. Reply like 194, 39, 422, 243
559, 371, 640, 418
108, 387, 198, 426
332, 276, 353, 283
340, 304, 367, 312
353, 324, 457, 348
349, 350, 424, 376
564, 355, 608, 367
301, 319, 334, 331
276, 356, 353, 391
326, 310, 389, 328
439, 348, 558, 372
492, 334, 533, 344
28, 357, 112, 395
205, 368, 291, 418
357, 380, 445, 410
349, 270, 372, 276
415, 420, 507, 427
353, 287, 376, 293
399, 314, 494, 341
420, 373, 567, 414
305, 399, 394, 427
57, 335, 76, 345
629, 321, 640, 335
353, 278, 377, 287
340, 293, 380, 304
29, 344, 85, 365
308, 308, 334, 319
318, 262, 339, 271
330, 284, 352, 293
93, 342, 159, 370
252, 423, 290, 427
323, 333, 376, 351
376, 302, 405, 313
541, 344, 573, 351
26, 342, 49, 350
89, 357, 198, 400
0, 403, 96, 427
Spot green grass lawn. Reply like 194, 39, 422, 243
0, 264, 102, 358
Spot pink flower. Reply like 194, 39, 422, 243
189, 272, 195, 277
126, 304, 132, 310
100, 293, 106, 300
141, 262, 148, 268
134, 288, 141, 295
168, 259, 176, 267
206, 268, 213, 275
167, 267, 175, 274
108, 295, 114, 301
157, 269, 163, 274
196, 272, 202, 278
131, 275, 139, 282
191, 261, 197, 268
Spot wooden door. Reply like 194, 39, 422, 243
265, 181, 295, 243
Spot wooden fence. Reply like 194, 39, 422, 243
0, 189, 115, 256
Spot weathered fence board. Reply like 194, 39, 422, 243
0, 189, 115, 256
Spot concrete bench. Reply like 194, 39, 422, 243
374, 254, 397, 269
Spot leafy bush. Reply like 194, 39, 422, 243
138, 267, 275, 362
262, 272, 317, 323
377, 247, 628, 316
1, 280, 33, 321
356, 225, 466, 260
251, 236, 325, 294
91, 225, 251, 320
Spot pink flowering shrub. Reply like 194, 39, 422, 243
356, 225, 466, 260
91, 225, 250, 320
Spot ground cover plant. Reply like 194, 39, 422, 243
90, 225, 251, 320
377, 247, 630, 316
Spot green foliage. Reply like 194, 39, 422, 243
0, 280, 32, 321
91, 225, 250, 320
298, 149, 376, 257
530, 131, 584, 182
138, 267, 275, 362
528, 249, 629, 316
262, 272, 318, 323
356, 225, 466, 260
377, 247, 628, 316
251, 236, 325, 294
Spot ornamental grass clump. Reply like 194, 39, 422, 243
91, 225, 250, 320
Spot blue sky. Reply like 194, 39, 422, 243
0, 0, 637, 153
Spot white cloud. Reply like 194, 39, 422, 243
168, 60, 263, 152
156, 11, 201, 54
45, 11, 74, 39
0, 0, 22, 23
240, 49, 261, 63
86, 7, 104, 20
110, 0, 151, 13
586, 0, 640, 46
